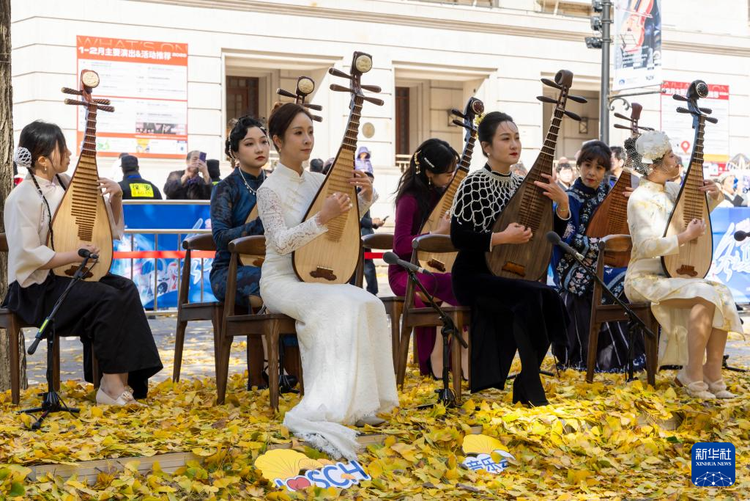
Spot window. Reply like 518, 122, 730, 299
226, 76, 260, 122
395, 87, 411, 155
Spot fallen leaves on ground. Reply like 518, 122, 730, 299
1, 358, 749, 500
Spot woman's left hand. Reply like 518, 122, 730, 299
350, 170, 373, 202
99, 178, 123, 199
534, 173, 569, 206
701, 179, 721, 200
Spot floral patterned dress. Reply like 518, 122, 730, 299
624, 178, 742, 366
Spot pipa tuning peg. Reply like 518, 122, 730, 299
613, 124, 631, 130
452, 119, 470, 129
537, 95, 557, 104
61, 87, 82, 96
361, 84, 381, 93
613, 112, 631, 121
675, 107, 691, 114
541, 78, 561, 89
672, 94, 688, 102
303, 103, 323, 111
568, 95, 587, 104
98, 104, 115, 113
638, 125, 654, 131
363, 95, 384, 106
330, 83, 353, 93
311, 115, 323, 122
94, 98, 111, 105
706, 116, 719, 124
699, 107, 713, 114
277, 88, 297, 99
450, 108, 466, 118
564, 110, 582, 121
64, 99, 87, 106
329, 67, 352, 80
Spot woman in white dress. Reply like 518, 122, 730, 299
256, 103, 398, 459
625, 130, 741, 399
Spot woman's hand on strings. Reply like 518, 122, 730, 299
493, 222, 532, 246
534, 173, 570, 214
319, 192, 352, 225
350, 170, 373, 202
433, 211, 451, 235
623, 186, 635, 198
99, 178, 123, 199
701, 179, 721, 200
678, 218, 706, 244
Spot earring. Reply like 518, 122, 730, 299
427, 176, 433, 187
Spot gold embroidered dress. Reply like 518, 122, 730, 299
624, 178, 741, 366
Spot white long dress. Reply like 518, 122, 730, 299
256, 163, 399, 460
624, 178, 742, 366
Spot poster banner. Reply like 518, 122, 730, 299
710, 207, 750, 303
76, 36, 188, 159
661, 81, 730, 176
613, 0, 662, 91
112, 202, 215, 310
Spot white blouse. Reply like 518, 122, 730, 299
4, 173, 124, 288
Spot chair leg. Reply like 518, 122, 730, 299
215, 333, 233, 405
9, 317, 21, 405
172, 317, 188, 382
247, 337, 265, 388
396, 321, 413, 388
451, 313, 462, 404
586, 321, 602, 384
389, 303, 402, 374
266, 325, 280, 411
211, 305, 224, 379
92, 354, 100, 389
52, 335, 61, 392
646, 315, 659, 387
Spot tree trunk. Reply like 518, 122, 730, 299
0, 0, 26, 393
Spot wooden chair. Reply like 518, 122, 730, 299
586, 234, 659, 386
0, 233, 99, 405
396, 234, 471, 401
356, 233, 404, 372
216, 235, 302, 409
172, 234, 224, 382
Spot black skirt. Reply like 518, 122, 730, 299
2, 273, 163, 398
452, 251, 569, 404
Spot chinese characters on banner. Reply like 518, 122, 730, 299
660, 81, 730, 176
76, 36, 188, 159
613, 0, 662, 91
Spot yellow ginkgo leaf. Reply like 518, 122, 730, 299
255, 449, 311, 482
462, 434, 506, 456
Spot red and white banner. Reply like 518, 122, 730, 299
76, 35, 188, 159
660, 80, 730, 176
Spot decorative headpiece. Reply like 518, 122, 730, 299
13, 146, 32, 168
635, 130, 672, 165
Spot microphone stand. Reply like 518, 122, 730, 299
405, 268, 468, 409
562, 241, 657, 382
20, 255, 96, 430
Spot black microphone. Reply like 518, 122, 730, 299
383, 251, 433, 275
734, 231, 749, 242
78, 248, 99, 260
545, 231, 585, 261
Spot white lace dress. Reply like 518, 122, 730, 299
624, 178, 742, 366
256, 163, 399, 460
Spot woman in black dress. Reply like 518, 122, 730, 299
450, 112, 568, 406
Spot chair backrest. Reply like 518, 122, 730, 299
0, 233, 7, 253
592, 234, 632, 306
178, 234, 218, 309
225, 235, 267, 314
354, 233, 395, 288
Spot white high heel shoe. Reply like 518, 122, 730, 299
675, 371, 715, 400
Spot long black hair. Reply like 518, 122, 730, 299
477, 111, 514, 157
225, 116, 267, 167
577, 140, 612, 172
394, 138, 459, 218
18, 120, 68, 249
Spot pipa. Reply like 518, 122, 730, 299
486, 70, 587, 280
585, 102, 653, 267
49, 70, 115, 282
417, 97, 483, 273
239, 76, 323, 268
292, 52, 384, 284
662, 80, 717, 279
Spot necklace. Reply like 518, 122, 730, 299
238, 167, 264, 195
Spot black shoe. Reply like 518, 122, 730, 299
512, 377, 549, 407
261, 370, 298, 391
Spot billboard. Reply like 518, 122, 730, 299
76, 35, 188, 159
613, 0, 662, 90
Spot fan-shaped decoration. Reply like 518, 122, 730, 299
255, 449, 324, 482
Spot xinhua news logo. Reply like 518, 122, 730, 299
691, 442, 735, 487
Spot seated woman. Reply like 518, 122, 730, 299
209, 116, 269, 386
551, 141, 645, 372
389, 138, 465, 378
626, 130, 740, 399
450, 111, 568, 406
3, 121, 162, 405
256, 103, 398, 459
